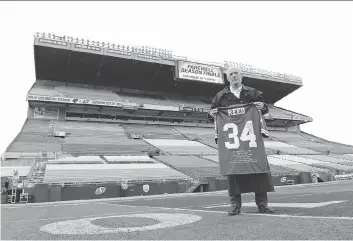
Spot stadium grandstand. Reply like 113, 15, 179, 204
1, 32, 352, 203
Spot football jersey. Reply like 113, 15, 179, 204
216, 103, 270, 176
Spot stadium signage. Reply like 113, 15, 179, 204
39, 38, 67, 46
27, 95, 138, 108
177, 61, 223, 84
180, 106, 206, 113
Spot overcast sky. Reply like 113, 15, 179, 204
0, 1, 352, 155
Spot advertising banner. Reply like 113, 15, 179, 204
177, 61, 223, 84
27, 95, 138, 109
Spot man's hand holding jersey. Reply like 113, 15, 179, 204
254, 102, 265, 111
209, 108, 218, 118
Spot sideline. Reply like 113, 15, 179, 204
3, 180, 352, 208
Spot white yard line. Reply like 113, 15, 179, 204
203, 200, 347, 209
3, 210, 149, 223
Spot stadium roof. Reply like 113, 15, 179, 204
33, 32, 303, 103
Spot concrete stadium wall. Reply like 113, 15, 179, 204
14, 174, 314, 203
21, 180, 193, 203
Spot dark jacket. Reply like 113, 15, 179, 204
210, 84, 274, 194
209, 85, 268, 120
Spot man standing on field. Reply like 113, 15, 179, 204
209, 66, 275, 216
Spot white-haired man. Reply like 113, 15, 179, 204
209, 66, 275, 216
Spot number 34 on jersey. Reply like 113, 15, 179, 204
215, 104, 270, 175
223, 120, 257, 149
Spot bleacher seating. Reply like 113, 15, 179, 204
8, 142, 62, 153
268, 156, 328, 173
298, 132, 353, 154
22, 119, 51, 134
1, 159, 35, 167
6, 119, 65, 153
117, 92, 177, 107
277, 155, 353, 172
336, 154, 353, 161
264, 141, 318, 154
104, 156, 156, 164
29, 82, 56, 96
53, 121, 151, 155
200, 155, 219, 163
57, 85, 123, 102
145, 139, 218, 155
122, 124, 186, 140
16, 134, 65, 143
155, 156, 220, 178
300, 155, 353, 166
270, 131, 333, 152
48, 156, 105, 164
1, 166, 32, 177
163, 95, 210, 109
43, 163, 190, 183
269, 164, 298, 175
175, 126, 217, 148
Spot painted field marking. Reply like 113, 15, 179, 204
98, 204, 353, 221
40, 213, 202, 235
4, 210, 149, 223
159, 207, 353, 221
203, 200, 347, 209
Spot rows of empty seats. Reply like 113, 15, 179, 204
56, 85, 123, 102
8, 142, 62, 153
122, 124, 186, 139
270, 131, 344, 153
268, 156, 328, 173
296, 132, 353, 154
64, 143, 149, 155
22, 119, 51, 134
264, 141, 318, 154
48, 156, 105, 164
104, 156, 156, 164
300, 155, 353, 166
175, 127, 218, 148
6, 119, 63, 153
164, 95, 210, 109
278, 155, 353, 172
1, 166, 32, 177
145, 139, 217, 155
117, 92, 177, 107
43, 163, 190, 183
29, 82, 56, 96
1, 159, 35, 167
155, 156, 220, 177
269, 164, 298, 175
52, 121, 153, 155
16, 134, 65, 143
331, 154, 353, 161
201, 155, 219, 163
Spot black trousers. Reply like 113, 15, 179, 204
227, 175, 268, 208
